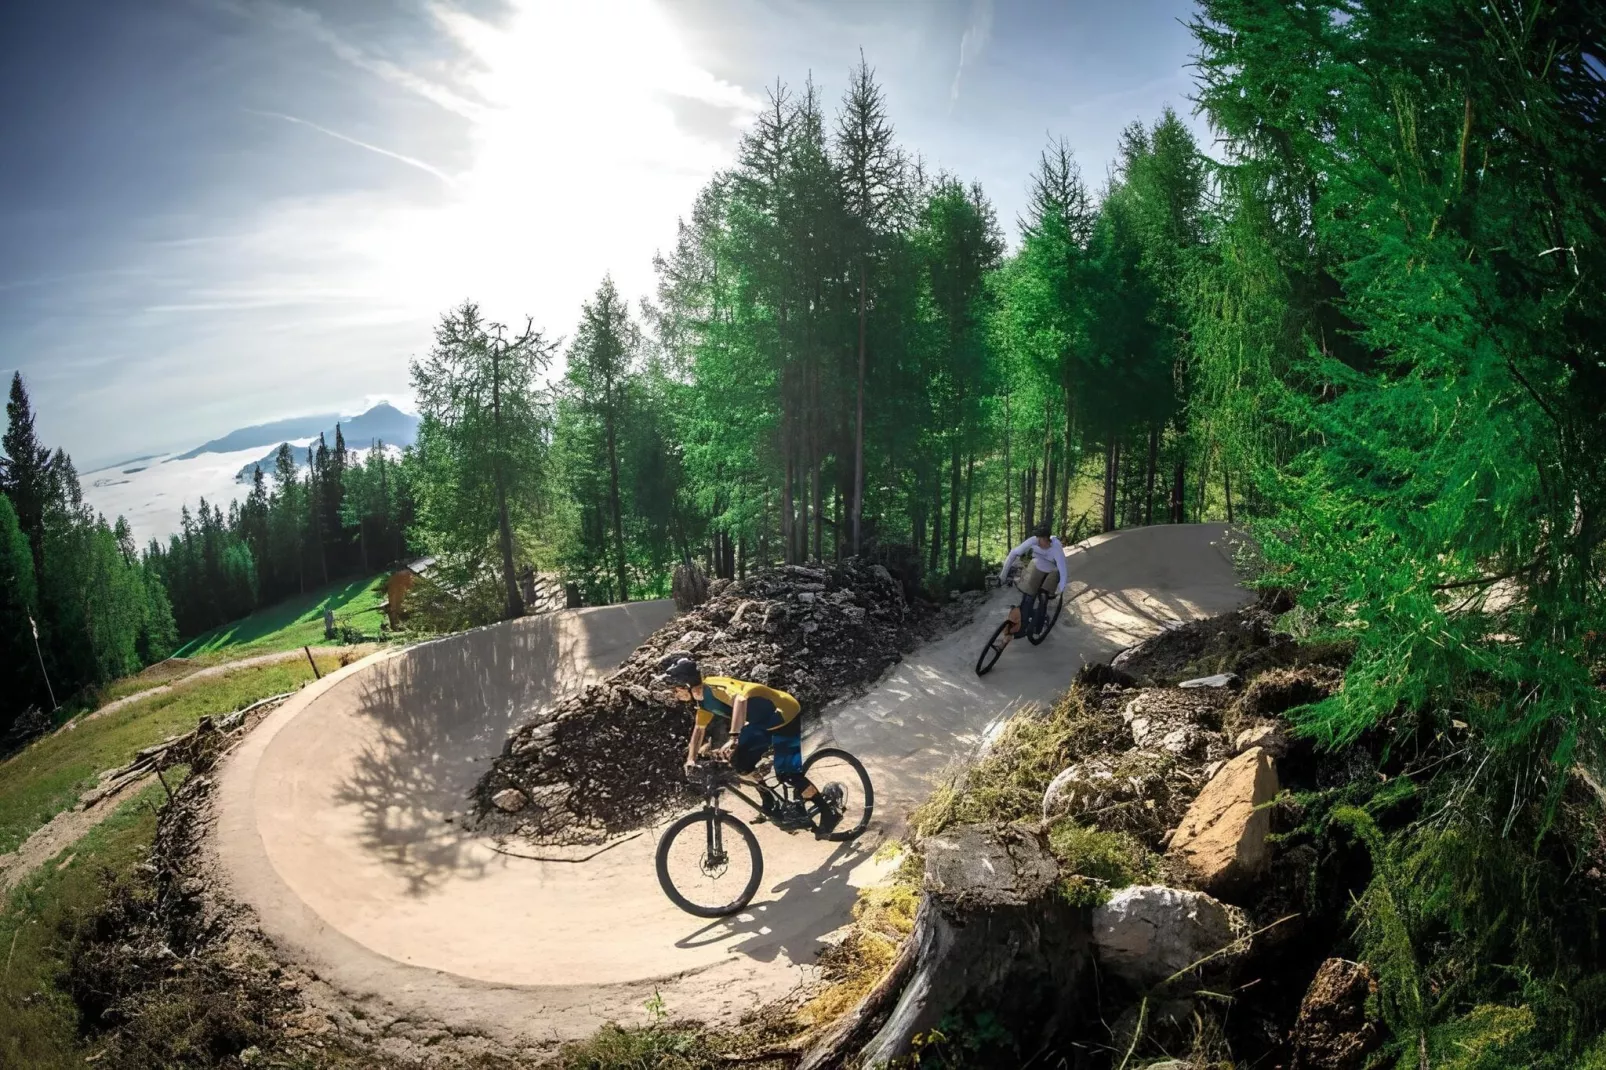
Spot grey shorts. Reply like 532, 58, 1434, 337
1016, 564, 1055, 597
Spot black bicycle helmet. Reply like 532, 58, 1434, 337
655, 652, 702, 687
1033, 522, 1052, 538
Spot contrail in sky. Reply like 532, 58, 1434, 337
249, 109, 457, 187
950, 0, 995, 108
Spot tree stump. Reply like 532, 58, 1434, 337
671, 561, 710, 612
800, 824, 1090, 1068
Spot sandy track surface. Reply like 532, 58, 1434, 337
211, 525, 1248, 1048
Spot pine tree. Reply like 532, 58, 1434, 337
0, 494, 41, 728
1, 372, 52, 575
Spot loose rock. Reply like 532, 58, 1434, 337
1233, 721, 1289, 758
491, 788, 528, 814
1167, 748, 1279, 899
1090, 885, 1248, 989
1179, 672, 1238, 689
1290, 959, 1381, 1070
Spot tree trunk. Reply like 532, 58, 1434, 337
1197, 446, 1210, 524
783, 449, 796, 565
976, 466, 986, 561
1171, 457, 1186, 524
852, 260, 868, 555
1060, 389, 1074, 534
494, 478, 522, 619
947, 437, 961, 573
812, 437, 823, 565
1043, 440, 1057, 535
1101, 434, 1117, 533
604, 403, 629, 604
1145, 424, 1160, 526
1224, 468, 1234, 524
1024, 464, 1037, 536
928, 464, 943, 575
491, 344, 523, 619
961, 452, 975, 557
798, 825, 1089, 1069
1003, 390, 1013, 550
798, 439, 810, 565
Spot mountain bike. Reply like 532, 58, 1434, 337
656, 749, 874, 917
975, 583, 1065, 676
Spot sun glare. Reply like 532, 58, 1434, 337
360, 1, 758, 337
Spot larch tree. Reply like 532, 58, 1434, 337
835, 53, 902, 554
411, 302, 555, 620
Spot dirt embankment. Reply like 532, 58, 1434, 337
472, 561, 969, 846
809, 590, 1373, 1067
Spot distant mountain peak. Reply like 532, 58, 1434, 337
231, 404, 420, 483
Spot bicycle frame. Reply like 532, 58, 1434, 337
696, 770, 782, 823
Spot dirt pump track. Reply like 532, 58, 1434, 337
211, 524, 1249, 1048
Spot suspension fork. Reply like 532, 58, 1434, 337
704, 789, 725, 861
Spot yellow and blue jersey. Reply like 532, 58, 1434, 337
695, 676, 801, 732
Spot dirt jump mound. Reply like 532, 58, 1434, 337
472, 561, 951, 846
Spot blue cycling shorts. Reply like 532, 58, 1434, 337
731, 712, 804, 785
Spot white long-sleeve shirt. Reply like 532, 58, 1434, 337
1000, 537, 1070, 593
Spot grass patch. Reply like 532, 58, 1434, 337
172, 573, 390, 659
911, 687, 1124, 839
548, 1021, 718, 1069
0, 781, 164, 1070
799, 842, 922, 1032
0, 654, 344, 855
1045, 820, 1155, 907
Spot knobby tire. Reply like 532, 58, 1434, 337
655, 810, 763, 917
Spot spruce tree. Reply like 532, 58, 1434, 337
2, 371, 52, 575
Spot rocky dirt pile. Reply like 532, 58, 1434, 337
871, 597, 1373, 1069
1104, 587, 1352, 689
473, 561, 962, 846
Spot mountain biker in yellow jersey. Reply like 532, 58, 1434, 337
993, 522, 1071, 651
657, 655, 842, 838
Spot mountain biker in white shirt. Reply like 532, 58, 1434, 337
996, 523, 1070, 647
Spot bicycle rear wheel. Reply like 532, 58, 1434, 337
1028, 591, 1064, 645
976, 618, 1011, 676
655, 810, 763, 917
802, 748, 874, 841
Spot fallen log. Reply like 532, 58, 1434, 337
799, 823, 1090, 1069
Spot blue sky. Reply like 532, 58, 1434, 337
1, 0, 1207, 471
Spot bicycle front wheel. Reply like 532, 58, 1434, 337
802, 748, 875, 842
656, 810, 763, 917
976, 618, 1011, 676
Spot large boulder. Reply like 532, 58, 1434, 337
1166, 747, 1279, 898
1090, 885, 1247, 989
1290, 959, 1382, 1070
